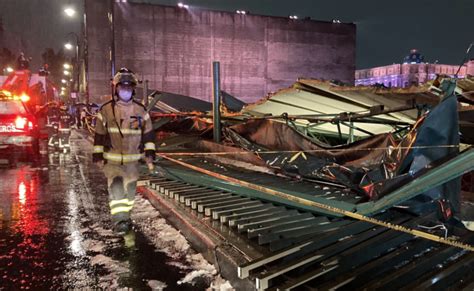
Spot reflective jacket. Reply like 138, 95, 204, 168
93, 99, 156, 165
59, 111, 74, 130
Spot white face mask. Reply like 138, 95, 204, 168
118, 88, 133, 101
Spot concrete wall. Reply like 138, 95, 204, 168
86, 1, 356, 104
85, 0, 113, 102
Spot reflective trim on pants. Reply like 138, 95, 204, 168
111, 205, 133, 215
104, 164, 138, 224
109, 198, 134, 208
104, 152, 143, 163
144, 142, 156, 151
93, 145, 104, 153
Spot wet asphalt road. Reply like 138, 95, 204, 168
0, 131, 206, 290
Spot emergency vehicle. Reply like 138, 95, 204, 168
0, 69, 60, 140
0, 90, 40, 156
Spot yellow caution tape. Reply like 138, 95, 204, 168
152, 145, 463, 157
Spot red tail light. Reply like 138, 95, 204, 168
15, 116, 28, 130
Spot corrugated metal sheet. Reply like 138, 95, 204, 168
243, 80, 418, 138
458, 76, 474, 92
243, 77, 474, 138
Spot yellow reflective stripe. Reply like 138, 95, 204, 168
104, 152, 144, 162
103, 152, 121, 162
144, 142, 156, 151
104, 153, 122, 162
109, 200, 134, 208
110, 199, 130, 207
111, 205, 133, 215
108, 127, 142, 135
122, 154, 143, 162
94, 145, 104, 153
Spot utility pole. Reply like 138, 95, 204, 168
109, 0, 116, 79
83, 0, 89, 105
212, 61, 221, 143
143, 80, 149, 106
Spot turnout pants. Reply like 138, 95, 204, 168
103, 163, 139, 226
59, 128, 71, 149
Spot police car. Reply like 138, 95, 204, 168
0, 90, 39, 157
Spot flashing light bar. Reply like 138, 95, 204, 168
0, 92, 30, 102
19, 94, 30, 102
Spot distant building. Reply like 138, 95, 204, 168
356, 49, 474, 88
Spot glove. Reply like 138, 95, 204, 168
145, 156, 154, 171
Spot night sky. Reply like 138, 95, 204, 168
0, 0, 473, 70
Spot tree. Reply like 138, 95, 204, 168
0, 47, 16, 72
41, 48, 68, 86
0, 17, 4, 43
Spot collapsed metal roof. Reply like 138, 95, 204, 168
241, 79, 450, 138
150, 76, 472, 214
143, 76, 474, 290
139, 88, 246, 114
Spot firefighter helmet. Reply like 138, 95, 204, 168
112, 68, 138, 87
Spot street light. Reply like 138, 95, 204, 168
64, 70, 70, 76
64, 8, 76, 17
64, 5, 88, 104
5, 67, 14, 73
64, 32, 80, 94
63, 63, 71, 69
61, 79, 67, 84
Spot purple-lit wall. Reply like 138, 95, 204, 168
86, 1, 356, 104
355, 61, 473, 87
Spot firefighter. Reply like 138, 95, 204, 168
93, 68, 156, 234
58, 104, 74, 152
47, 103, 60, 148
80, 108, 87, 129
16, 52, 31, 70
38, 63, 50, 76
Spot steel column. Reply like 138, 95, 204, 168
212, 61, 221, 143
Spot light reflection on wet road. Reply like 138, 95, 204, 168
0, 132, 207, 290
